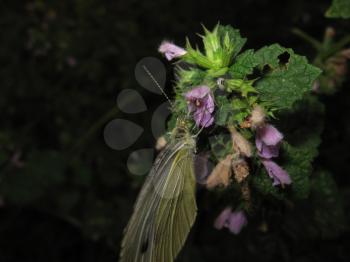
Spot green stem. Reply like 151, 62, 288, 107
292, 28, 322, 51
71, 106, 119, 152
70, 89, 140, 153
320, 35, 350, 60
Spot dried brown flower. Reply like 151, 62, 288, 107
232, 159, 250, 183
250, 105, 266, 128
229, 126, 252, 158
240, 119, 252, 129
206, 154, 233, 189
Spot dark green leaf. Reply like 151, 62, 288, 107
255, 44, 321, 109
326, 0, 350, 18
229, 49, 258, 78
214, 96, 232, 126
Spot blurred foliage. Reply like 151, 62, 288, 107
326, 0, 350, 18
0, 0, 350, 261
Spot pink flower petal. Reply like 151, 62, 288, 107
158, 41, 186, 61
185, 86, 211, 100
258, 143, 280, 159
214, 207, 232, 230
257, 124, 283, 146
227, 210, 248, 235
194, 109, 214, 127
256, 124, 284, 159
261, 159, 292, 186
185, 86, 215, 128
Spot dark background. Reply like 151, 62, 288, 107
0, 0, 349, 261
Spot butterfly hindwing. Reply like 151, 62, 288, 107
120, 138, 197, 262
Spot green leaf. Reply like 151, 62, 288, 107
209, 133, 233, 161
229, 49, 259, 78
183, 39, 213, 69
255, 44, 321, 109
216, 25, 247, 60
253, 96, 324, 200
215, 96, 232, 126
326, 0, 350, 18
231, 98, 251, 123
202, 25, 221, 62
206, 67, 228, 77
281, 143, 313, 199
253, 138, 317, 200
231, 111, 249, 123
278, 96, 324, 199
254, 44, 286, 68
226, 79, 257, 97
278, 95, 324, 147
175, 67, 207, 90
232, 99, 248, 110
252, 168, 285, 200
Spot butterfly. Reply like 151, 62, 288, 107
119, 119, 197, 262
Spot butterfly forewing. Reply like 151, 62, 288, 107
120, 135, 197, 262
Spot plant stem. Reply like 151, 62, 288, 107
70, 89, 139, 153
71, 106, 119, 153
292, 28, 322, 51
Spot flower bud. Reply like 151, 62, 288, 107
325, 27, 336, 39
155, 136, 167, 151
216, 77, 226, 90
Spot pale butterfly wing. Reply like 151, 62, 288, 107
120, 137, 197, 262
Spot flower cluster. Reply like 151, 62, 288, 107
159, 24, 320, 235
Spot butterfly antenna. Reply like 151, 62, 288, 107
142, 65, 174, 107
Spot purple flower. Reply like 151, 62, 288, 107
214, 208, 247, 235
261, 159, 291, 186
256, 124, 283, 159
227, 210, 248, 234
158, 41, 187, 61
255, 124, 292, 186
214, 207, 232, 230
185, 86, 214, 127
